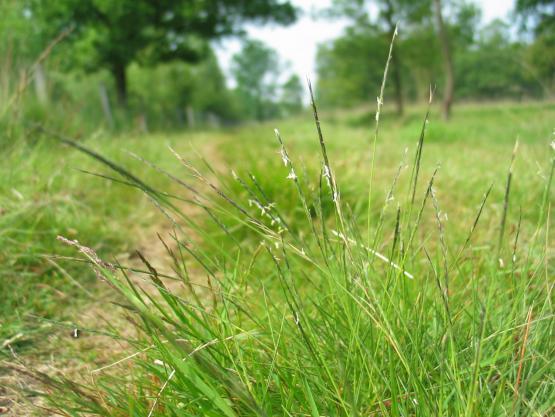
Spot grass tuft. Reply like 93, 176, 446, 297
26, 98, 554, 416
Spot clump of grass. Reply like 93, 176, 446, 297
18, 46, 554, 416
28, 89, 554, 417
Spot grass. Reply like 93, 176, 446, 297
1, 100, 553, 416
0, 129, 228, 349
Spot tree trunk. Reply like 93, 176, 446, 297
434, 0, 454, 120
185, 105, 196, 128
112, 63, 127, 107
34, 63, 48, 105
98, 82, 114, 129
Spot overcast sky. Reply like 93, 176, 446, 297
214, 0, 515, 86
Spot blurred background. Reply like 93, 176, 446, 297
1, 0, 553, 142
1, 3, 553, 415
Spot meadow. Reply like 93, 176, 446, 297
1, 98, 553, 415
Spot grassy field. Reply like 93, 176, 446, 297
1, 101, 553, 415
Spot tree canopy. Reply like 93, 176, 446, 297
231, 39, 303, 121
516, 0, 555, 93
517, 0, 555, 34
31, 0, 297, 104
4, 0, 554, 133
317, 0, 552, 110
328, 0, 433, 115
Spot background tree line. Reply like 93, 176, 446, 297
317, 0, 555, 117
1, 0, 553, 138
0, 0, 304, 137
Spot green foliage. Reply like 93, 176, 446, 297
30, 0, 297, 103
455, 20, 543, 99
129, 51, 240, 128
232, 39, 282, 120
327, 0, 434, 115
280, 75, 305, 116
319, 0, 439, 109
190, 52, 241, 121
317, 1, 551, 108
516, 0, 555, 35
0, 1, 42, 65
232, 40, 304, 121
0, 1, 301, 140
449, 0, 482, 48
330, 0, 431, 28
316, 25, 389, 106
0, 42, 239, 145
526, 31, 555, 92
515, 1, 555, 93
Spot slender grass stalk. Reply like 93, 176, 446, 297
367, 24, 398, 247
408, 86, 434, 206
498, 139, 519, 258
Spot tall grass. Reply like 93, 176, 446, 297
0, 128, 216, 351
25, 72, 554, 416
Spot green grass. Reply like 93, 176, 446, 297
2, 101, 553, 415
0, 129, 227, 349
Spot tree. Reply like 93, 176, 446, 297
280, 74, 304, 115
455, 20, 542, 99
329, 0, 431, 115
127, 49, 238, 129
433, 0, 454, 119
516, 0, 555, 94
32, 0, 297, 105
525, 33, 555, 93
316, 24, 390, 107
190, 51, 239, 121
1, 1, 43, 65
516, 0, 555, 34
231, 39, 282, 121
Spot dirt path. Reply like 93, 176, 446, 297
1, 140, 227, 416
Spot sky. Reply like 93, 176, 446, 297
214, 0, 516, 86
